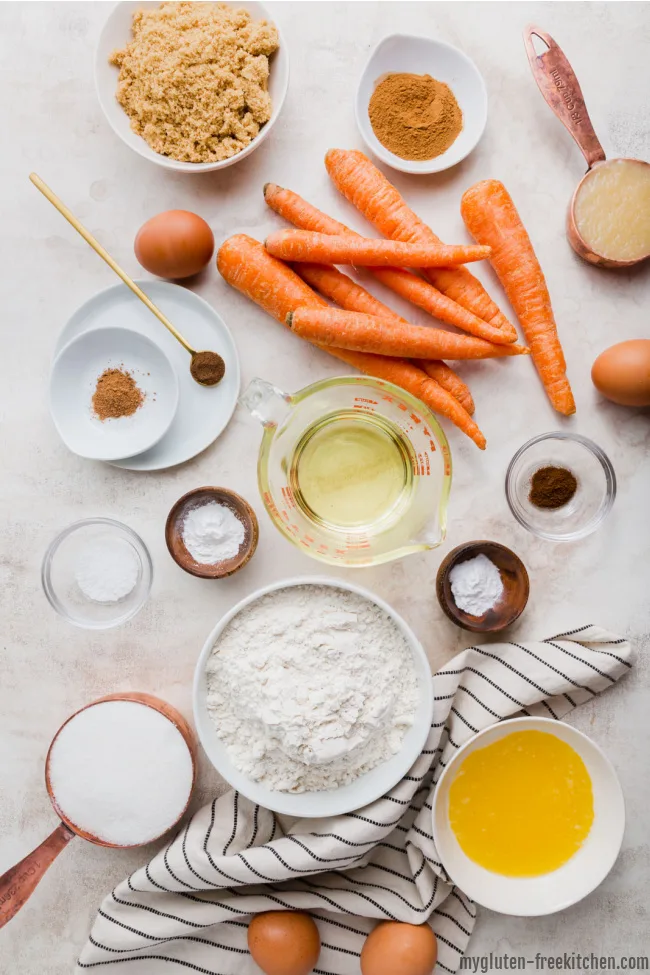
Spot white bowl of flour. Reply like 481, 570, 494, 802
193, 578, 433, 817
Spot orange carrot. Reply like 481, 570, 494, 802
295, 261, 407, 322
264, 183, 515, 344
216, 233, 327, 323
216, 235, 485, 446
287, 307, 529, 361
324, 149, 514, 331
415, 360, 475, 415
461, 180, 576, 415
265, 229, 491, 267
295, 262, 475, 414
328, 348, 486, 449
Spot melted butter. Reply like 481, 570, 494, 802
448, 730, 594, 877
574, 159, 650, 262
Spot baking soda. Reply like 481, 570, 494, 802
48, 700, 193, 846
75, 539, 140, 603
182, 501, 245, 564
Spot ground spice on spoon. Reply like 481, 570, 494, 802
529, 466, 578, 509
92, 368, 143, 421
368, 73, 463, 161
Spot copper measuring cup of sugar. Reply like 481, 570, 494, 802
0, 692, 197, 930
524, 25, 650, 268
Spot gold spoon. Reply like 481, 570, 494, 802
30, 173, 225, 386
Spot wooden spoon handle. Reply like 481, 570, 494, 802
524, 25, 606, 169
0, 823, 75, 929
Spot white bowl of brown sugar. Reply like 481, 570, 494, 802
49, 327, 179, 461
356, 34, 488, 174
95, 1, 289, 173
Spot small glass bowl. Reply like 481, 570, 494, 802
42, 518, 152, 629
505, 433, 616, 541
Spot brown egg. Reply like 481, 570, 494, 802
247, 911, 320, 975
361, 922, 437, 975
591, 339, 650, 407
134, 210, 214, 279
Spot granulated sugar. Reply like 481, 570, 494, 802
48, 700, 193, 846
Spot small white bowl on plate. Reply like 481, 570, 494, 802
50, 326, 179, 461
432, 716, 625, 916
95, 1, 289, 173
193, 577, 434, 818
356, 34, 488, 174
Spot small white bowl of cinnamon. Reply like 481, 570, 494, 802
355, 34, 488, 174
49, 326, 179, 461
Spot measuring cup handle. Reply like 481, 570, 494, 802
524, 25, 606, 169
0, 822, 75, 929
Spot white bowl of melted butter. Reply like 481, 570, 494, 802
433, 716, 625, 915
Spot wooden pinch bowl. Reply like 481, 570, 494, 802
166, 486, 259, 579
436, 541, 530, 633
0, 692, 196, 930
525, 25, 650, 269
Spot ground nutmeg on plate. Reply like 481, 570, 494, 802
92, 367, 144, 421
368, 72, 463, 161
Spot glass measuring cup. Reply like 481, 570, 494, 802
524, 25, 650, 267
241, 375, 452, 566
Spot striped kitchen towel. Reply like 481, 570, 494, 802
77, 625, 632, 975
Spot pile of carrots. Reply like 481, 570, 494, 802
217, 148, 575, 450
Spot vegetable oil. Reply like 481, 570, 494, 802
289, 411, 414, 531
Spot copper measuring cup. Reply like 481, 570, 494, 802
524, 25, 650, 268
0, 692, 197, 929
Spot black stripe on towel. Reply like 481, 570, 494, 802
222, 792, 239, 856
78, 955, 225, 973
509, 642, 596, 692
321, 942, 362, 957
464, 666, 527, 708
543, 640, 616, 682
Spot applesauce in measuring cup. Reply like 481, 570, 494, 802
241, 375, 452, 567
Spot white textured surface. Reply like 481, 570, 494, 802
0, 2, 648, 970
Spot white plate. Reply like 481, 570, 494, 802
432, 717, 625, 916
193, 576, 434, 818
50, 326, 178, 461
55, 282, 240, 470
95, 1, 289, 173
356, 34, 488, 174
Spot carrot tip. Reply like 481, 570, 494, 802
286, 311, 294, 327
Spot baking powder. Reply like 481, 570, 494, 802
182, 502, 245, 564
75, 539, 140, 603
205, 585, 418, 793
48, 700, 194, 846
449, 553, 504, 617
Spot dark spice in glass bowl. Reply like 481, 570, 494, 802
529, 466, 578, 509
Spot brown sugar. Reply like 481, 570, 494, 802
368, 73, 463, 161
109, 2, 280, 164
92, 368, 144, 421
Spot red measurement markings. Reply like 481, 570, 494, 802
442, 443, 451, 476
281, 486, 297, 509
410, 413, 421, 425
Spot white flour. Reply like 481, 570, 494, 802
205, 585, 418, 793
182, 502, 245, 564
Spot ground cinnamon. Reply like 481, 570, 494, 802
529, 466, 578, 509
368, 73, 463, 161
92, 368, 143, 421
